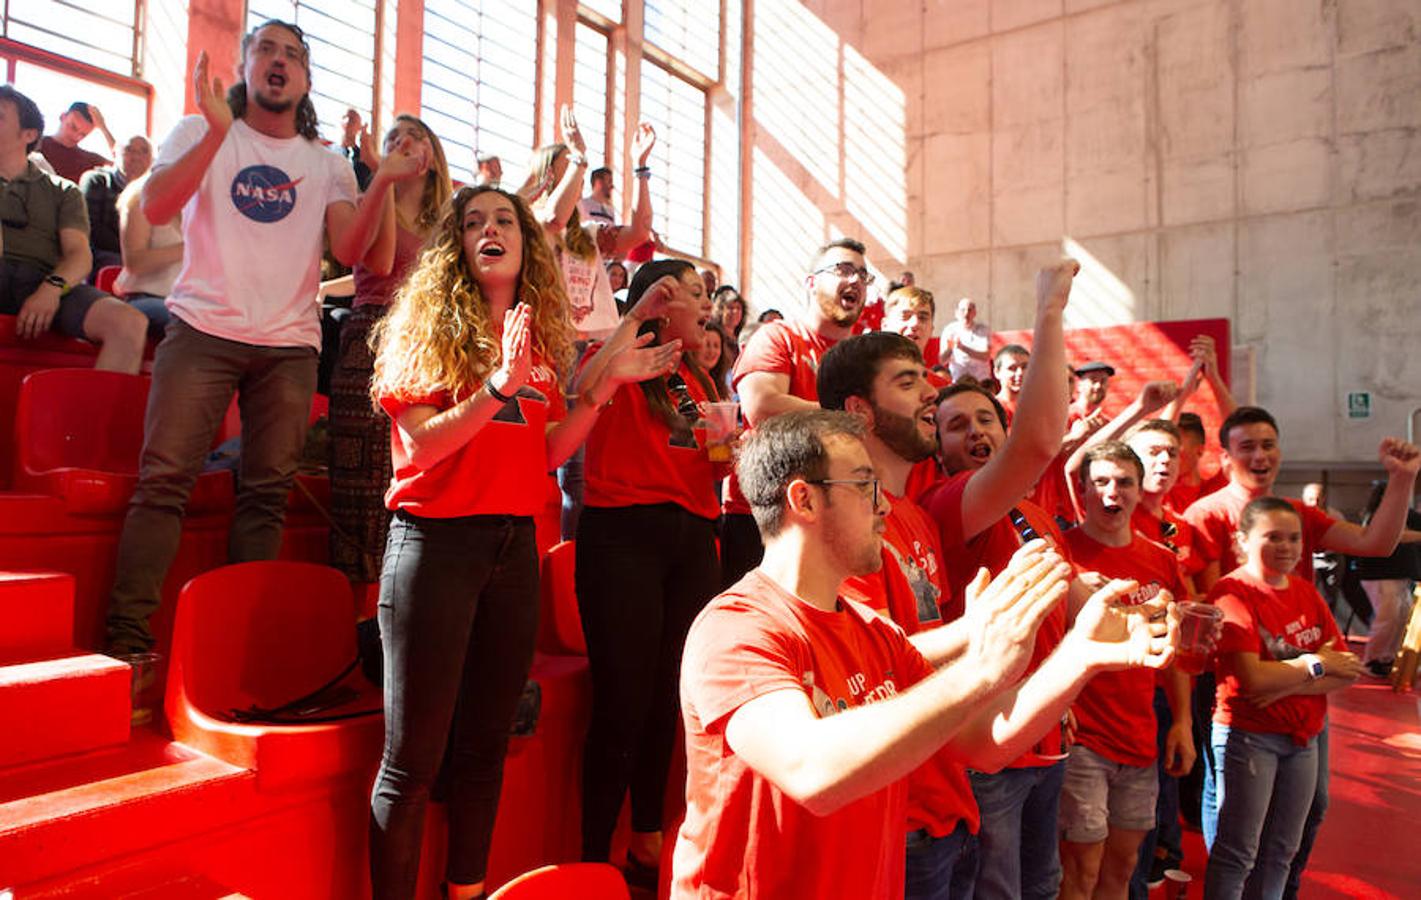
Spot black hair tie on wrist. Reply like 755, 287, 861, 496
486, 380, 515, 404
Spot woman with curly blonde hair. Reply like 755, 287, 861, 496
366, 184, 682, 900
328, 114, 451, 586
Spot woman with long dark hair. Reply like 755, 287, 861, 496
366, 185, 680, 900
576, 259, 727, 884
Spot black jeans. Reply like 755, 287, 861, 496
368, 511, 540, 897
575, 503, 720, 861
718, 511, 763, 590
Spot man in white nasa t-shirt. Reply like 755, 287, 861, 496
105, 19, 413, 654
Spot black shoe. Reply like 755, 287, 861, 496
1365, 659, 1394, 678
623, 853, 659, 891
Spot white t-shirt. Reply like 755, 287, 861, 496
941, 319, 992, 382
154, 117, 359, 349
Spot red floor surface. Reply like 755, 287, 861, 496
1160, 670, 1421, 899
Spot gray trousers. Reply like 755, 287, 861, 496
105, 317, 317, 652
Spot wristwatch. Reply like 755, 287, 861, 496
1300, 654, 1325, 680
43, 273, 67, 291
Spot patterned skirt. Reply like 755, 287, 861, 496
327, 304, 393, 583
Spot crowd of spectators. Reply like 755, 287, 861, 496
1, 18, 1417, 900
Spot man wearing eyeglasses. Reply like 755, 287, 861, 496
102, 19, 404, 656
718, 237, 873, 589
0, 85, 148, 373
671, 409, 1181, 899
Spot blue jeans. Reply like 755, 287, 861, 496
963, 761, 1065, 900
904, 820, 976, 900
1204, 725, 1318, 900
1280, 721, 1328, 900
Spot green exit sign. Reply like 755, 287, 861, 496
1347, 391, 1371, 420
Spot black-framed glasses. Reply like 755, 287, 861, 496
807, 477, 882, 509
813, 262, 874, 285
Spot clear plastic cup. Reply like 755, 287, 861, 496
117, 651, 163, 727
1176, 602, 1223, 674
704, 401, 739, 463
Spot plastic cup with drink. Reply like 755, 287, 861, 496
704, 401, 739, 463
1175, 601, 1223, 675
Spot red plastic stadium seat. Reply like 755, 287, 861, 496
537, 540, 586, 655
95, 265, 122, 296
489, 863, 629, 900
13, 368, 234, 515
164, 561, 383, 791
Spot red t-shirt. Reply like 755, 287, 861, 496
841, 492, 979, 839
842, 492, 946, 632
1184, 485, 1335, 581
583, 357, 720, 520
1028, 455, 1075, 524
723, 319, 838, 515
1209, 570, 1341, 745
1167, 470, 1228, 516
1133, 505, 1205, 578
1065, 529, 1187, 766
926, 368, 949, 390
673, 570, 935, 899
917, 470, 1070, 766
380, 356, 565, 517
997, 394, 1017, 428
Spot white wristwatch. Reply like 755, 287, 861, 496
1300, 653, 1325, 680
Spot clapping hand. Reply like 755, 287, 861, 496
193, 51, 233, 136
491, 303, 533, 398
959, 540, 1073, 687
1067, 582, 1179, 672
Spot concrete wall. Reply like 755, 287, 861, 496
745, 0, 1421, 465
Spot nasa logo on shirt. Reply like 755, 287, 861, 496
230, 165, 302, 223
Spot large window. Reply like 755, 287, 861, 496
421, 0, 539, 184
638, 60, 706, 257
247, 1, 378, 142
643, 0, 719, 81
580, 0, 621, 24
3, 1, 140, 77
574, 22, 609, 170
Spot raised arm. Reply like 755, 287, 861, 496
960, 259, 1077, 540
326, 133, 425, 269
143, 52, 231, 225
1063, 380, 1179, 513
86, 105, 118, 156
540, 106, 589, 232
1321, 439, 1421, 557
609, 123, 656, 257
